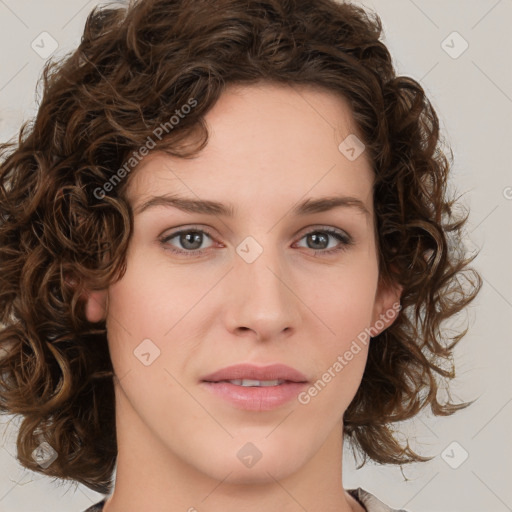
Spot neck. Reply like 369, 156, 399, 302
102, 387, 363, 512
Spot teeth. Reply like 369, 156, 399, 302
227, 379, 284, 387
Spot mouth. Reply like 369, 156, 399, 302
207, 378, 288, 387
200, 362, 309, 384
200, 363, 309, 411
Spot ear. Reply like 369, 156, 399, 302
370, 272, 403, 336
64, 274, 109, 324
83, 289, 109, 323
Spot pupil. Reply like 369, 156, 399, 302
309, 232, 327, 249
182, 232, 202, 250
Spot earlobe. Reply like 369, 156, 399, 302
64, 273, 108, 323
371, 278, 403, 336
84, 290, 109, 324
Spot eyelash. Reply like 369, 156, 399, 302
159, 225, 353, 258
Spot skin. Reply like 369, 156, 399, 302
84, 82, 402, 512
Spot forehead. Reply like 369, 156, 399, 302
126, 82, 374, 215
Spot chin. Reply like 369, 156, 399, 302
181, 438, 305, 485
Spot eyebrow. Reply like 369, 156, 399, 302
133, 193, 371, 217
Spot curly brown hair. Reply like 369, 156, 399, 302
0, 0, 482, 495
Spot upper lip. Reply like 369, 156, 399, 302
201, 363, 308, 383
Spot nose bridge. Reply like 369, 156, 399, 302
225, 232, 300, 338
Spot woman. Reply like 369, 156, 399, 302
0, 1, 481, 511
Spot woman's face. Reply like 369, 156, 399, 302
86, 82, 400, 485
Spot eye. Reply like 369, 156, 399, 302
160, 226, 217, 257
159, 225, 353, 258
294, 227, 353, 255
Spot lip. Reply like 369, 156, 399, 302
200, 363, 309, 411
200, 363, 308, 383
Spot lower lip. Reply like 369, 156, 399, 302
200, 381, 308, 411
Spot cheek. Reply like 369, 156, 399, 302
106, 254, 199, 345
104, 254, 225, 393
303, 258, 377, 399
310, 258, 379, 343
301, 327, 370, 417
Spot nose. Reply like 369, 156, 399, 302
222, 238, 302, 341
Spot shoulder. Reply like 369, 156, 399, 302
347, 488, 411, 512
82, 498, 107, 512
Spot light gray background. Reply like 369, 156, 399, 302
0, 1, 511, 511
